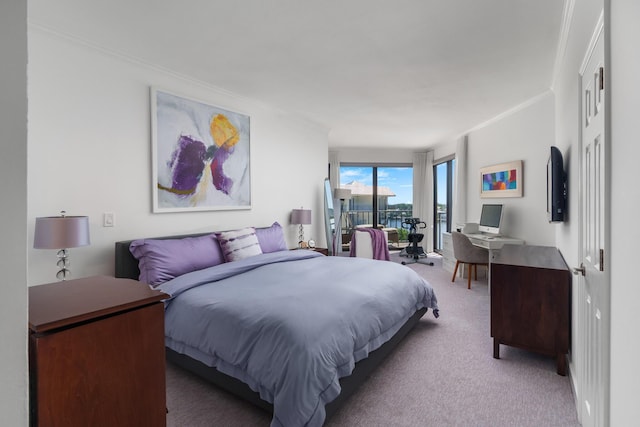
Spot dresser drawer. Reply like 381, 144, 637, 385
442, 233, 453, 254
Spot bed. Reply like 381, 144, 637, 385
114, 224, 439, 427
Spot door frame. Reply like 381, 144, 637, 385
575, 12, 611, 426
433, 156, 455, 252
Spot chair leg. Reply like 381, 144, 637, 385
474, 264, 478, 280
451, 260, 460, 283
467, 263, 472, 289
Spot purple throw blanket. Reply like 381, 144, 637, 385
350, 228, 390, 261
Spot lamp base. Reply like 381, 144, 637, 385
298, 224, 305, 248
56, 269, 71, 281
56, 249, 71, 281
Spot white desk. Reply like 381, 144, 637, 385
464, 233, 525, 290
465, 233, 524, 257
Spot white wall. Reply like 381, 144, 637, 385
609, 0, 640, 422
433, 141, 457, 163
465, 92, 556, 246
336, 147, 414, 165
0, 1, 29, 425
337, 145, 457, 168
27, 28, 329, 285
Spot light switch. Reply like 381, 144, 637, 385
103, 212, 115, 227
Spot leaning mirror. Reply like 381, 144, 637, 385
323, 178, 335, 255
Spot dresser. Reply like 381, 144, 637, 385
29, 276, 168, 426
490, 245, 571, 375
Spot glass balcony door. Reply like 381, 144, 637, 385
434, 158, 455, 252
339, 164, 412, 234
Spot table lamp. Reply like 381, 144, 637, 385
34, 211, 91, 281
291, 208, 311, 248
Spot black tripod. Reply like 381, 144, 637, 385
399, 218, 434, 266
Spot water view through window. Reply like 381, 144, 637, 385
339, 165, 413, 233
339, 161, 454, 250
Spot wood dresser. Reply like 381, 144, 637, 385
29, 276, 168, 426
490, 245, 571, 375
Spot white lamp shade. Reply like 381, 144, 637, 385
290, 209, 312, 225
34, 216, 91, 249
334, 188, 352, 200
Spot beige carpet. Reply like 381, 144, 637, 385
166, 253, 580, 426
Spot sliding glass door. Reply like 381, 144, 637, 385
339, 164, 412, 231
433, 158, 455, 252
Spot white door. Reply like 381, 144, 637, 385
577, 20, 609, 427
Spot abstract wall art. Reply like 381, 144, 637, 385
151, 88, 251, 212
480, 160, 523, 198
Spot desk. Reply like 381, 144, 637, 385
464, 233, 524, 256
464, 233, 524, 289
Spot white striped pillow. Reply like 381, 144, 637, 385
215, 227, 263, 262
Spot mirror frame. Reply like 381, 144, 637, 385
323, 178, 335, 255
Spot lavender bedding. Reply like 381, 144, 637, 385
157, 250, 438, 427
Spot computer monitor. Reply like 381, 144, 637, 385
478, 204, 503, 235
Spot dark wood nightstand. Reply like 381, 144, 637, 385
29, 276, 168, 426
291, 247, 329, 255
309, 247, 329, 255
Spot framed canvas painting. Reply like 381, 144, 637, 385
480, 160, 523, 198
151, 88, 251, 212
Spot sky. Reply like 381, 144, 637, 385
340, 166, 414, 204
340, 163, 453, 206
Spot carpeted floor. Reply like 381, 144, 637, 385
166, 252, 580, 426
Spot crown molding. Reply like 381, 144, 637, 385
551, 0, 577, 91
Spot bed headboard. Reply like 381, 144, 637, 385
114, 232, 212, 280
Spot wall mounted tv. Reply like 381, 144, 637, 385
547, 146, 567, 222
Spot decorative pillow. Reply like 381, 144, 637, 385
255, 222, 288, 253
129, 234, 224, 287
215, 227, 263, 262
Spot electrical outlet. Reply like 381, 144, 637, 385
103, 212, 115, 227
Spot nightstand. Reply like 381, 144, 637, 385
291, 247, 329, 255
309, 247, 329, 255
29, 276, 168, 426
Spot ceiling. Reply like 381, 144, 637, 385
28, 0, 565, 150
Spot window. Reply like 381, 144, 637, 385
339, 164, 413, 231
433, 158, 455, 252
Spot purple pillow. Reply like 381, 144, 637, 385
129, 234, 224, 287
255, 222, 288, 253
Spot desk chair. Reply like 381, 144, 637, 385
451, 231, 489, 289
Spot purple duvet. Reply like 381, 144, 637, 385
157, 250, 438, 427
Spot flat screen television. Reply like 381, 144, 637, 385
547, 146, 566, 222
478, 204, 503, 235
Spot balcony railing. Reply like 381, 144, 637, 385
342, 209, 413, 231
435, 210, 447, 251
340, 208, 448, 249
